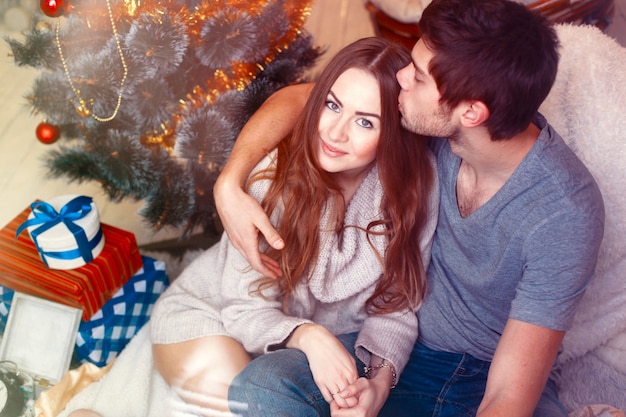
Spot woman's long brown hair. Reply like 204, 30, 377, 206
250, 37, 433, 314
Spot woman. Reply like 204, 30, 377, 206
150, 37, 438, 416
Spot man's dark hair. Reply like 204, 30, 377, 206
419, 0, 560, 140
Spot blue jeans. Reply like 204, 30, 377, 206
228, 333, 567, 417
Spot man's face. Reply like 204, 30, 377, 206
396, 39, 456, 138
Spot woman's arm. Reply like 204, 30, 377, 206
214, 83, 313, 277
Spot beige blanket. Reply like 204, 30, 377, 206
42, 325, 178, 417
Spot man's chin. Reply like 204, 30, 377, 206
400, 117, 419, 134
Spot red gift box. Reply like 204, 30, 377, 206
0, 205, 143, 320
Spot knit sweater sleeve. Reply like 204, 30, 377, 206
219, 251, 313, 354
219, 151, 313, 354
355, 311, 418, 376
354, 151, 439, 376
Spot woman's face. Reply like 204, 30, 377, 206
317, 67, 381, 183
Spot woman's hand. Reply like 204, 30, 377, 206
214, 174, 284, 278
286, 324, 359, 403
330, 373, 391, 417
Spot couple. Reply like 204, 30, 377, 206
152, 0, 605, 416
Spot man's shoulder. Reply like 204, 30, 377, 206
527, 123, 604, 222
537, 122, 599, 187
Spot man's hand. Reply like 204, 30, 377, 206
212, 84, 312, 277
214, 175, 284, 278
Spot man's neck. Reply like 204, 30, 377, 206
454, 123, 540, 217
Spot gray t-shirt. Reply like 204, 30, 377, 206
418, 114, 605, 362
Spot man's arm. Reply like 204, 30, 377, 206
214, 82, 313, 277
477, 318, 565, 417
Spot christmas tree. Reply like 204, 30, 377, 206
5, 0, 320, 241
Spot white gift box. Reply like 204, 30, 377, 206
21, 195, 105, 270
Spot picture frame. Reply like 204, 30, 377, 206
0, 292, 81, 385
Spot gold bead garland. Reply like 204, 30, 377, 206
55, 0, 128, 122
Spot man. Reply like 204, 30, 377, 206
213, 0, 605, 415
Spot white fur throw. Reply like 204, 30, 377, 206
542, 24, 626, 411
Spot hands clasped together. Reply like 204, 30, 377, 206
288, 323, 392, 417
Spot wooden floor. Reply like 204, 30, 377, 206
1, 0, 625, 248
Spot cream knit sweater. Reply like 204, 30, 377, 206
151, 151, 438, 376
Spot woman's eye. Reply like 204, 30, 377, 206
325, 100, 340, 112
357, 118, 373, 129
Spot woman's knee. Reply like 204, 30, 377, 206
153, 336, 250, 388
154, 337, 251, 413
153, 341, 198, 387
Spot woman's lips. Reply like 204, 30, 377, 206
321, 139, 346, 157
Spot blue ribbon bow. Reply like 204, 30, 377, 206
15, 196, 103, 266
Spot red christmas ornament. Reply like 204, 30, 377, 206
36, 122, 61, 144
40, 0, 68, 17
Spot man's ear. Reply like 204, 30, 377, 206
459, 101, 489, 128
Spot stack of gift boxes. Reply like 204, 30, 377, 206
0, 195, 169, 373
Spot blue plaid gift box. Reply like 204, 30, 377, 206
75, 256, 168, 366
0, 256, 168, 366
0, 287, 13, 334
